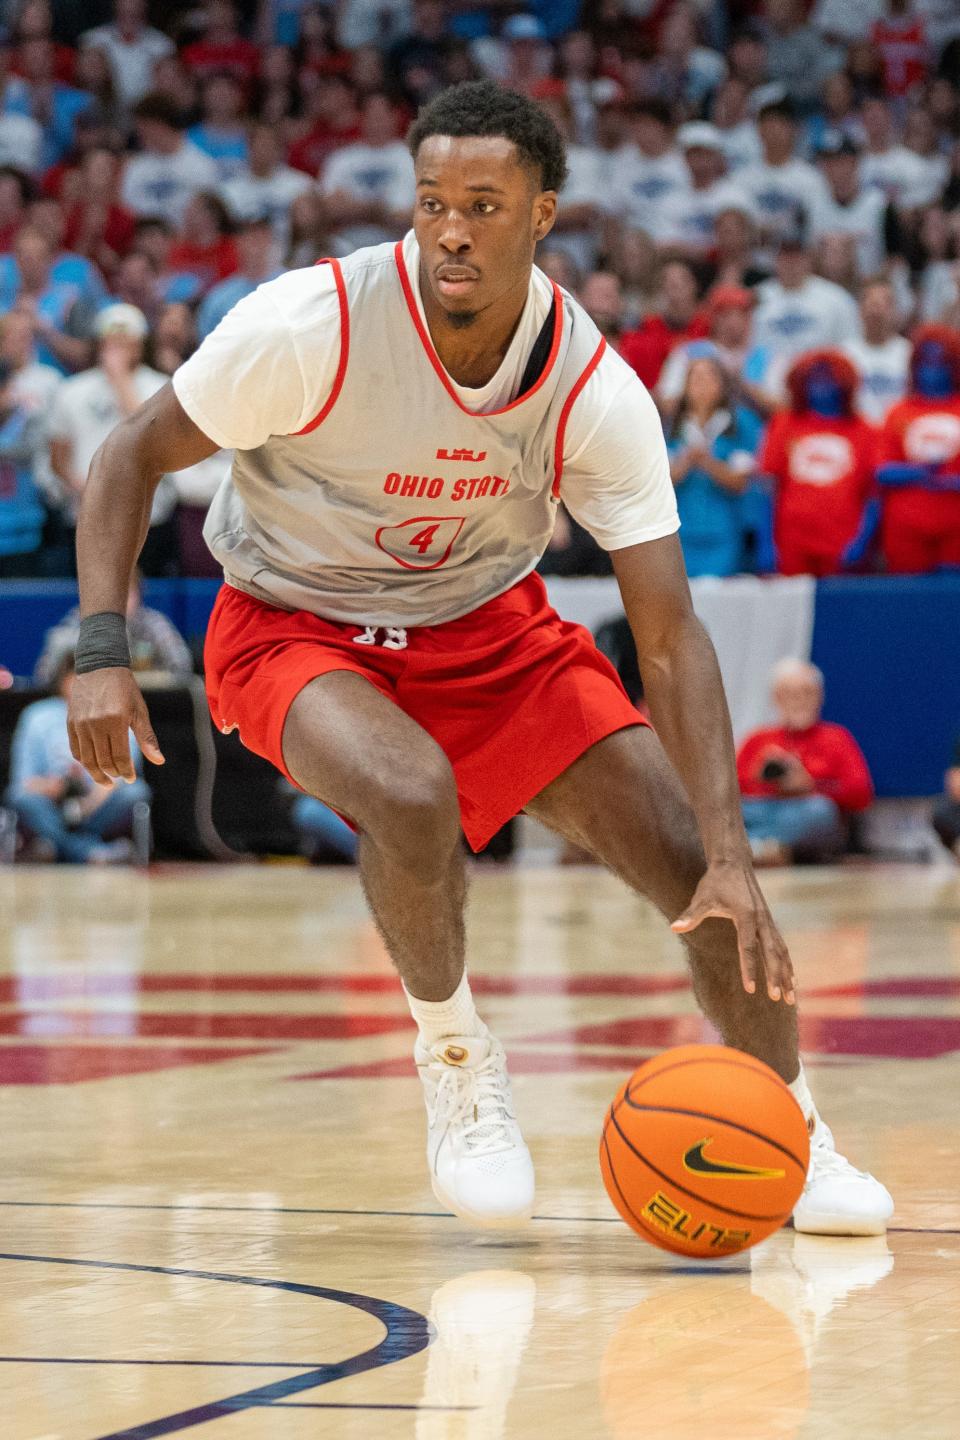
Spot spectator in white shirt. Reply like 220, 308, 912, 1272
80, 0, 174, 110
320, 92, 414, 253
753, 236, 861, 360
737, 99, 829, 253
613, 100, 691, 238
709, 77, 763, 172
901, 105, 950, 203
657, 123, 752, 256
47, 303, 177, 573
219, 121, 312, 250
808, 132, 888, 279
0, 51, 42, 173
859, 97, 944, 209
841, 277, 910, 423
122, 93, 219, 226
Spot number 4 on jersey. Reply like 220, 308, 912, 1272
375, 516, 466, 570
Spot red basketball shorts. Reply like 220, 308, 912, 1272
204, 571, 646, 851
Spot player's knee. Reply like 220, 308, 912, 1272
362, 755, 460, 866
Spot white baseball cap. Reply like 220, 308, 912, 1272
95, 303, 149, 340
678, 122, 724, 152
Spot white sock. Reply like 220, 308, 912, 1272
788, 1065, 818, 1130
403, 972, 488, 1046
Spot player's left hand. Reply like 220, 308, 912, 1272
671, 861, 796, 1005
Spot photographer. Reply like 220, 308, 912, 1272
4, 651, 149, 864
736, 659, 874, 865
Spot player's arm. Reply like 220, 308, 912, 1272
610, 534, 794, 1004
68, 384, 219, 785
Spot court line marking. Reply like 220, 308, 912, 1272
0, 1357, 341, 1368
0, 1252, 431, 1440
0, 1200, 955, 1234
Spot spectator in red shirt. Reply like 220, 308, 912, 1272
871, 0, 928, 100
738, 659, 874, 865
876, 324, 960, 574
620, 258, 708, 389
62, 148, 136, 280
165, 192, 238, 294
181, 0, 260, 86
760, 349, 878, 577
288, 73, 361, 178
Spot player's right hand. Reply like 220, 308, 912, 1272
68, 668, 165, 786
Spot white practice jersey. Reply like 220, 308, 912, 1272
173, 233, 678, 627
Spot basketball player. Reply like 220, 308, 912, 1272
67, 83, 891, 1235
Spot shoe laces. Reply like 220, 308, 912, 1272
351, 625, 408, 651
432, 1054, 516, 1156
808, 1122, 869, 1182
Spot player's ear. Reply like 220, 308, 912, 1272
533, 191, 557, 244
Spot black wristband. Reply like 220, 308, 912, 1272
75, 611, 131, 674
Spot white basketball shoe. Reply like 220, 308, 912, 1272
415, 1032, 535, 1227
793, 1116, 894, 1236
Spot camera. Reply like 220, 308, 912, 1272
760, 758, 789, 782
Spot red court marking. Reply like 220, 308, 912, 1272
0, 973, 693, 1002
530, 1014, 960, 1060
0, 1044, 278, 1085
0, 1012, 415, 1040
806, 978, 960, 999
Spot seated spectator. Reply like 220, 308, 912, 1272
753, 236, 861, 362
197, 216, 281, 339
577, 270, 624, 347
150, 301, 196, 376
709, 76, 762, 173
218, 121, 312, 251
180, 0, 260, 86
171, 447, 233, 578
23, 195, 110, 310
80, 0, 175, 111
709, 201, 770, 291
319, 91, 414, 253
876, 324, 960, 574
129, 217, 204, 307
0, 358, 45, 577
35, 571, 192, 688
808, 132, 889, 280
760, 349, 878, 577
537, 504, 612, 578
0, 225, 96, 373
187, 72, 249, 184
620, 258, 707, 390
932, 737, 960, 861
47, 303, 177, 575
666, 354, 757, 578
656, 284, 781, 422
61, 147, 136, 282
287, 73, 361, 179
0, 52, 42, 173
763, 0, 845, 108
0, 165, 30, 250
121, 93, 219, 227
737, 99, 828, 258
612, 100, 691, 241
15, 36, 93, 170
657, 123, 752, 258
841, 277, 910, 423
165, 192, 238, 296
388, 0, 450, 106
737, 658, 874, 865
5, 650, 149, 865
860, 95, 944, 208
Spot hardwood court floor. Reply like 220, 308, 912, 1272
1, 862, 959, 1440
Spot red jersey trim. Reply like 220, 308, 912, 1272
393, 240, 564, 417
551, 337, 607, 498
292, 257, 349, 435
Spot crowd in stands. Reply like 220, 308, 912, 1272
0, 1, 956, 580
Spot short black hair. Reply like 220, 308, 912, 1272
407, 80, 567, 192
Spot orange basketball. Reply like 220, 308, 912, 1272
599, 1044, 810, 1258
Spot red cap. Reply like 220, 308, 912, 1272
708, 284, 755, 313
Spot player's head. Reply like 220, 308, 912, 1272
407, 81, 565, 328
910, 324, 960, 399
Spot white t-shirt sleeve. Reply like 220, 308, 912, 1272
172, 270, 343, 450
558, 348, 680, 551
